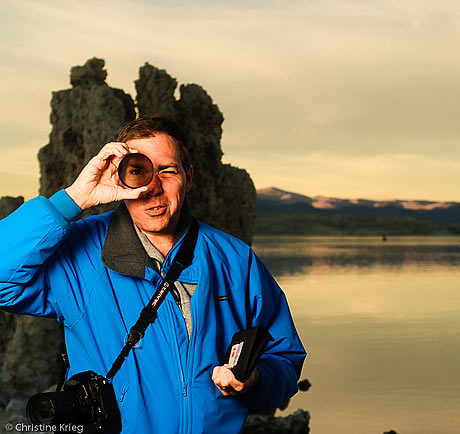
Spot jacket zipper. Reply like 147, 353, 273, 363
161, 227, 195, 433
184, 293, 197, 434
167, 303, 189, 434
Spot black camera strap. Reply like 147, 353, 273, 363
106, 218, 199, 380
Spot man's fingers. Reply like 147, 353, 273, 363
98, 143, 129, 162
66, 141, 147, 210
212, 366, 230, 388
88, 141, 142, 178
219, 366, 234, 388
97, 141, 142, 163
212, 365, 245, 396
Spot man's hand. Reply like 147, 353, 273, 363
65, 142, 148, 210
212, 364, 260, 396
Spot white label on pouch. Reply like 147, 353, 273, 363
228, 342, 244, 367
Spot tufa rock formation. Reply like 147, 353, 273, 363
243, 409, 310, 434
0, 196, 23, 220
38, 57, 136, 213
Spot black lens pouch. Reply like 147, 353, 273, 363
222, 326, 274, 382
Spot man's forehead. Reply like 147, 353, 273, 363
126, 134, 180, 155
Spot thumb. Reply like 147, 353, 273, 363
117, 185, 149, 200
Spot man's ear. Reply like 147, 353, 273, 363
185, 166, 193, 192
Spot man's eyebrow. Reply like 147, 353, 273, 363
128, 163, 148, 169
157, 164, 179, 171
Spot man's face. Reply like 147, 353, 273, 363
123, 134, 193, 237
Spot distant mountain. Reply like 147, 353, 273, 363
257, 188, 314, 212
257, 187, 460, 226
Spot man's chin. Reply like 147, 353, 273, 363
139, 223, 170, 235
137, 217, 176, 236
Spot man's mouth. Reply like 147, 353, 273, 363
145, 205, 167, 216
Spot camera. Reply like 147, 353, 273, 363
26, 371, 122, 434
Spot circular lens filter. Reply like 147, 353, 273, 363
118, 153, 154, 188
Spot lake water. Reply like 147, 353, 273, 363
252, 236, 460, 434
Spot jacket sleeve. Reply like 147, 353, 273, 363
0, 190, 82, 319
242, 249, 307, 411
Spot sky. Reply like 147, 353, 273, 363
1, 0, 460, 201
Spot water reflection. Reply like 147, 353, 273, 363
254, 236, 460, 276
252, 236, 460, 434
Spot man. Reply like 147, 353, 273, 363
0, 116, 306, 433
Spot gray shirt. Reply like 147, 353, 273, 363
134, 224, 196, 338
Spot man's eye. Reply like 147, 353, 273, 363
130, 169, 144, 176
160, 170, 177, 176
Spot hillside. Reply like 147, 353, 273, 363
255, 187, 460, 235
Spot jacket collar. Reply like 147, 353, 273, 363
101, 202, 154, 278
101, 201, 193, 278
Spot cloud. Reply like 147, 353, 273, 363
230, 150, 460, 201
1, 0, 460, 201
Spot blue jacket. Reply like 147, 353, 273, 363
0, 190, 306, 434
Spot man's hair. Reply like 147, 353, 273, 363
117, 116, 191, 170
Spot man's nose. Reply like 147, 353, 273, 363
143, 174, 163, 196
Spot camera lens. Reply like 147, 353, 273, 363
26, 394, 56, 425
26, 371, 122, 433
118, 153, 153, 188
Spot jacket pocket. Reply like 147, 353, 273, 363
118, 384, 129, 405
